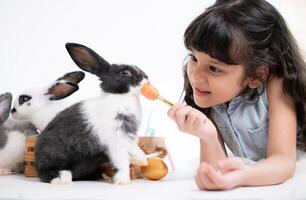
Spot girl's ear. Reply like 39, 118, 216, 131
247, 67, 269, 89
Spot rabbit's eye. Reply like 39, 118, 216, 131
19, 95, 32, 105
119, 69, 132, 76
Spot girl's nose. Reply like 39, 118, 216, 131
190, 66, 207, 83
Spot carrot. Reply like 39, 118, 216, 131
141, 83, 173, 107
140, 82, 159, 100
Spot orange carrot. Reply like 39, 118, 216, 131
141, 83, 173, 107
140, 82, 159, 100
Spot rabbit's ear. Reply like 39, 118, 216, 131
65, 43, 110, 76
46, 81, 79, 101
56, 71, 85, 85
46, 71, 85, 100
0, 92, 12, 124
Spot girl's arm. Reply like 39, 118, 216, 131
200, 123, 227, 168
240, 77, 296, 186
195, 77, 297, 190
167, 104, 227, 168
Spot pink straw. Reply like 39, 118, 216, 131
166, 149, 175, 170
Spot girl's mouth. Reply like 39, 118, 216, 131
194, 87, 211, 97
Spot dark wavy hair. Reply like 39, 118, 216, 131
183, 0, 306, 150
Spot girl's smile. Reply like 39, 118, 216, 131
194, 86, 211, 97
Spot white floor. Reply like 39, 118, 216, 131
1, 153, 306, 200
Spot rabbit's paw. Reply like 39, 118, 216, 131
102, 173, 112, 181
0, 168, 11, 175
113, 172, 130, 185
50, 170, 72, 185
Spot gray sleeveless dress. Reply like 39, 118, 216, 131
211, 86, 269, 161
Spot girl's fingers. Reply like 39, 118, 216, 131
195, 172, 205, 190
197, 161, 244, 191
194, 112, 207, 127
173, 106, 194, 130
185, 109, 201, 128
167, 103, 185, 119
202, 163, 227, 189
218, 158, 244, 173
197, 163, 216, 190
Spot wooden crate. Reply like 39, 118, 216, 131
24, 136, 166, 179
24, 135, 37, 177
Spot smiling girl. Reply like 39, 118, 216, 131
168, 0, 306, 190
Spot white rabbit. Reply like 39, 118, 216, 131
11, 71, 85, 131
35, 43, 148, 185
0, 92, 37, 175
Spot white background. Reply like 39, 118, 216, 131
0, 0, 305, 166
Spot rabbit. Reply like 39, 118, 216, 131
11, 71, 85, 131
35, 43, 149, 185
0, 92, 37, 175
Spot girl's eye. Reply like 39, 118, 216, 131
209, 66, 222, 73
189, 54, 198, 62
119, 69, 132, 76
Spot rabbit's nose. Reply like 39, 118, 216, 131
11, 108, 16, 114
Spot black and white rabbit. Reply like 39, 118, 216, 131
35, 43, 148, 185
0, 92, 37, 175
11, 71, 85, 131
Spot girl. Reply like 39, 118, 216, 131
168, 0, 306, 190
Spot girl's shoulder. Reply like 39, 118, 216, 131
266, 77, 282, 95
266, 77, 294, 105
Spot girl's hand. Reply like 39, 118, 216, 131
167, 103, 217, 140
195, 158, 248, 190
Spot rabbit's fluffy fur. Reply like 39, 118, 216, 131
35, 43, 148, 185
0, 93, 37, 175
11, 71, 85, 131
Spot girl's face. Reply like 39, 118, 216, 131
187, 50, 249, 108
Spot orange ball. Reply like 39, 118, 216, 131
140, 157, 168, 180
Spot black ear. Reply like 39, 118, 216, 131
56, 71, 85, 85
46, 81, 79, 101
46, 71, 85, 101
65, 43, 110, 76
0, 92, 12, 125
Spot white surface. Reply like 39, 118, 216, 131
1, 153, 306, 200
